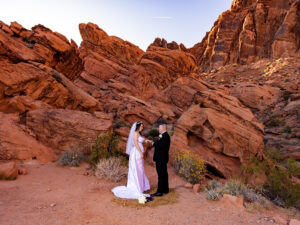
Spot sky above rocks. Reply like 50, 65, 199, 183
2, 0, 232, 50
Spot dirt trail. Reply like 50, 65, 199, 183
0, 160, 296, 225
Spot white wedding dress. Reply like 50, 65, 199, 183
112, 135, 150, 199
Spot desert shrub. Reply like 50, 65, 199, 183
206, 189, 220, 201
59, 150, 85, 167
223, 179, 245, 196
174, 149, 206, 184
267, 118, 281, 127
242, 148, 300, 209
206, 180, 222, 191
113, 120, 130, 129
148, 129, 159, 139
281, 126, 292, 133
241, 188, 266, 205
95, 157, 127, 182
284, 158, 300, 178
283, 91, 291, 100
265, 147, 285, 163
205, 179, 266, 205
89, 130, 123, 166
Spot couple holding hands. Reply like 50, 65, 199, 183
112, 120, 170, 201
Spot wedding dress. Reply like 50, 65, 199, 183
111, 123, 150, 199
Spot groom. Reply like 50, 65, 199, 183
151, 120, 171, 197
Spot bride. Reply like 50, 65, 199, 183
112, 121, 151, 199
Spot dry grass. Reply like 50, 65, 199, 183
95, 157, 127, 183
112, 188, 179, 208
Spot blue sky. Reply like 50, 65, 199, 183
1, 0, 232, 50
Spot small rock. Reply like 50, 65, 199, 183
184, 183, 193, 188
193, 184, 201, 193
47, 188, 52, 192
289, 219, 300, 225
18, 167, 28, 175
273, 215, 287, 225
222, 194, 244, 209
0, 161, 18, 180
50, 203, 56, 207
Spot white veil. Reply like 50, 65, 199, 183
126, 122, 137, 155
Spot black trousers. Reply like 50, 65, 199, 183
156, 162, 169, 193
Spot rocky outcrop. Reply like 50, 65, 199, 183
190, 0, 300, 71
171, 86, 264, 178
0, 60, 102, 113
0, 112, 56, 162
230, 83, 281, 111
24, 109, 113, 153
0, 21, 83, 80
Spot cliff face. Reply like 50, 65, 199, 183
190, 0, 300, 71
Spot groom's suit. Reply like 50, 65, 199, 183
153, 131, 170, 193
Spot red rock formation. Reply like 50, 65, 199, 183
0, 21, 83, 80
0, 20, 268, 178
190, 0, 300, 71
167, 78, 264, 178
24, 109, 113, 154
0, 61, 101, 112
0, 161, 18, 180
0, 112, 56, 162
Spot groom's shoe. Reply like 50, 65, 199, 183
150, 192, 163, 197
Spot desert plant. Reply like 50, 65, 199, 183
267, 118, 281, 127
205, 189, 220, 201
242, 148, 300, 209
174, 149, 206, 184
95, 157, 127, 182
284, 158, 300, 178
113, 120, 130, 129
223, 179, 245, 196
89, 130, 123, 166
148, 129, 159, 139
206, 180, 222, 191
283, 90, 292, 100
59, 150, 85, 167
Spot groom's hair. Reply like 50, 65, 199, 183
135, 122, 143, 131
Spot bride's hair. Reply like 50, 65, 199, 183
135, 121, 143, 132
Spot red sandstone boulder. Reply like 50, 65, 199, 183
171, 89, 264, 178
230, 83, 281, 110
0, 161, 18, 180
24, 109, 113, 154
0, 112, 56, 162
0, 61, 101, 113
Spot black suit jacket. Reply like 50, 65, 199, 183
153, 132, 170, 164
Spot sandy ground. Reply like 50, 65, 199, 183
0, 160, 298, 225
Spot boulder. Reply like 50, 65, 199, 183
172, 89, 264, 178
0, 112, 56, 162
230, 83, 281, 110
0, 161, 18, 180
25, 109, 113, 153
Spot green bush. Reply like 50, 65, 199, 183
89, 130, 123, 166
59, 150, 85, 167
242, 148, 300, 209
148, 129, 159, 139
267, 118, 281, 127
174, 149, 206, 184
